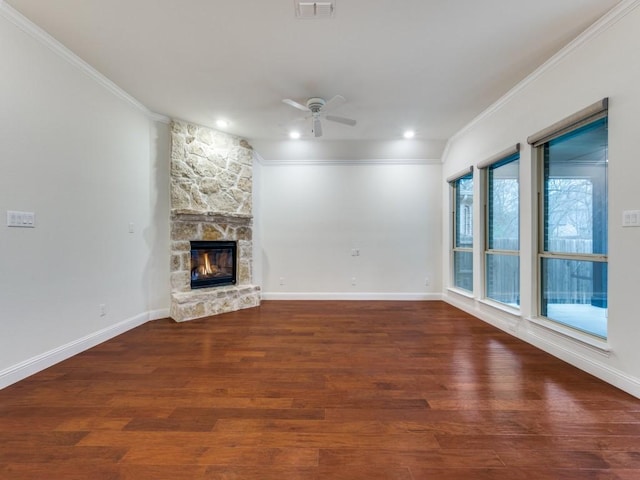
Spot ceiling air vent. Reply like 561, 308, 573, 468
295, 1, 335, 19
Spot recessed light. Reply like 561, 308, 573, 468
216, 120, 229, 129
289, 131, 301, 139
403, 130, 415, 139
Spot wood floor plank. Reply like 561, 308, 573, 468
436, 433, 640, 451
212, 418, 411, 434
318, 447, 505, 468
196, 446, 319, 466
407, 467, 629, 480
0, 446, 126, 465
1, 300, 639, 479
0, 464, 123, 480
200, 466, 323, 480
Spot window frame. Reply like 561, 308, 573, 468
450, 170, 474, 293
535, 115, 608, 338
483, 152, 520, 308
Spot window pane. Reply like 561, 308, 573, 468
488, 156, 519, 250
455, 175, 473, 248
541, 257, 607, 338
454, 251, 473, 292
543, 118, 608, 255
486, 253, 519, 307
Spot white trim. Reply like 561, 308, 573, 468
0, 2, 169, 124
148, 308, 170, 321
527, 316, 610, 355
262, 292, 442, 301
442, 0, 640, 162
446, 287, 475, 299
524, 328, 640, 397
148, 111, 171, 124
443, 293, 640, 399
0, 310, 161, 390
258, 158, 441, 166
445, 291, 519, 334
440, 140, 454, 168
478, 297, 521, 318
253, 150, 267, 165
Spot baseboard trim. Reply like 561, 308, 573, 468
148, 308, 170, 321
0, 310, 160, 390
262, 292, 442, 301
442, 293, 640, 399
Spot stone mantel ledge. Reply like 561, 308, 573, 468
171, 209, 253, 225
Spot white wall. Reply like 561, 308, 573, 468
258, 161, 442, 299
0, 7, 170, 386
442, 2, 640, 397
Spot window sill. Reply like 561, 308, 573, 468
447, 287, 474, 299
527, 316, 611, 356
478, 298, 521, 318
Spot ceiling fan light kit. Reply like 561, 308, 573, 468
282, 95, 356, 138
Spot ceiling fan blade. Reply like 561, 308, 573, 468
282, 98, 310, 112
312, 116, 323, 137
322, 95, 346, 112
326, 115, 357, 127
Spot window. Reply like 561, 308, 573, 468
484, 152, 520, 307
452, 171, 474, 292
535, 114, 608, 338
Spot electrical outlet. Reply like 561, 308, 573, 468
279, 277, 285, 286
99, 304, 107, 317
351, 277, 357, 286
425, 276, 430, 286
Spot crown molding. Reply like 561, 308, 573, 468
442, 0, 640, 162
0, 2, 170, 124
256, 157, 441, 166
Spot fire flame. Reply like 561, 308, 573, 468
198, 253, 218, 277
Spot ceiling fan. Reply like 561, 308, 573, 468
282, 95, 357, 138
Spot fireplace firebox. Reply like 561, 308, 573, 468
190, 240, 237, 289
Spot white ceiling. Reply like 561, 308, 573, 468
5, 0, 621, 159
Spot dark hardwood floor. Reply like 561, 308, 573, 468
1, 301, 639, 479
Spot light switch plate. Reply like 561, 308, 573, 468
622, 210, 640, 227
7, 210, 35, 228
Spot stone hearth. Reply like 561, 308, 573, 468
169, 121, 260, 322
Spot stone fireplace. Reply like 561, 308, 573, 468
169, 120, 260, 322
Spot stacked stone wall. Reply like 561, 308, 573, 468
170, 120, 253, 216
